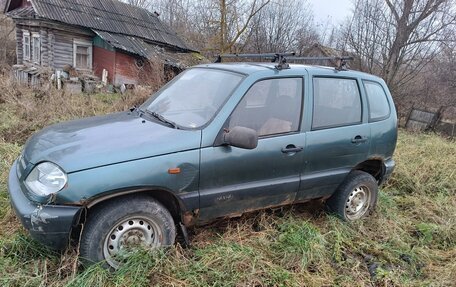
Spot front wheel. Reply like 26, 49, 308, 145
326, 170, 378, 221
80, 195, 176, 269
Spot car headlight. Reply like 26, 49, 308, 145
25, 162, 68, 196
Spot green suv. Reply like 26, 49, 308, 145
8, 59, 397, 268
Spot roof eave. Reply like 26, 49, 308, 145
4, 0, 11, 13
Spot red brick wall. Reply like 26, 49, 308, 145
114, 51, 139, 86
94, 47, 160, 86
93, 46, 115, 84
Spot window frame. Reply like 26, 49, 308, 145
73, 39, 93, 70
311, 76, 364, 131
226, 76, 305, 139
31, 32, 41, 64
362, 80, 391, 122
23, 30, 30, 61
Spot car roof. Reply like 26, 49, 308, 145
193, 62, 384, 82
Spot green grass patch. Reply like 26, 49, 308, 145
0, 79, 455, 286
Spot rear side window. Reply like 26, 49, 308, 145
312, 77, 362, 129
363, 81, 390, 121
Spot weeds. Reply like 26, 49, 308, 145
0, 76, 151, 144
0, 76, 455, 286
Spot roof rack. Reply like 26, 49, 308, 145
287, 56, 354, 71
215, 53, 296, 70
214, 53, 354, 71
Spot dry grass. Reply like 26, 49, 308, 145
0, 76, 151, 144
0, 75, 455, 286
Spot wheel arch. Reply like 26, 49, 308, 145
83, 188, 188, 224
352, 158, 385, 183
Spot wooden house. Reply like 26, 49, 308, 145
301, 43, 361, 70
4, 0, 200, 88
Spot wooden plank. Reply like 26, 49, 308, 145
409, 109, 436, 123
40, 28, 49, 67
406, 120, 428, 131
48, 31, 54, 68
53, 31, 75, 69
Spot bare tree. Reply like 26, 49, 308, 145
146, 0, 270, 54
218, 0, 270, 53
342, 0, 456, 93
247, 0, 316, 53
0, 14, 15, 70
147, 0, 193, 32
124, 0, 153, 10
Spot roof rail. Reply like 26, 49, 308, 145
214, 53, 354, 71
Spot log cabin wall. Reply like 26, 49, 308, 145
6, 0, 197, 88
15, 20, 93, 71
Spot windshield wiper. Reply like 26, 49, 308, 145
144, 110, 179, 129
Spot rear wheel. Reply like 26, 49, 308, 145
80, 195, 176, 269
326, 170, 378, 221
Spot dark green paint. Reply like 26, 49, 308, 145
8, 63, 397, 249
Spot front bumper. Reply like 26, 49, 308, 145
380, 158, 395, 186
7, 160, 82, 250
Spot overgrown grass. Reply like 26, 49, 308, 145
0, 76, 455, 286
0, 76, 150, 144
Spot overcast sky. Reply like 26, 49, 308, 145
309, 0, 354, 26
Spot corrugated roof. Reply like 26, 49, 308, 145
94, 30, 206, 68
7, 6, 36, 18
94, 30, 152, 59
26, 0, 193, 52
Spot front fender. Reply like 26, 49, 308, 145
55, 150, 200, 210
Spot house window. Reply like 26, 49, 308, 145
73, 39, 93, 70
31, 33, 40, 63
23, 31, 30, 61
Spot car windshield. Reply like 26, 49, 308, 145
142, 68, 244, 129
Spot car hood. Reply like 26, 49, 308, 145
23, 112, 202, 173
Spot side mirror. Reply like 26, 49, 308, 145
223, 126, 258, 150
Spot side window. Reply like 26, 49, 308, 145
363, 81, 390, 121
312, 77, 362, 129
31, 33, 41, 64
229, 78, 303, 137
73, 39, 93, 70
243, 80, 269, 108
23, 30, 30, 61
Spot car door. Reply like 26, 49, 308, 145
296, 76, 370, 201
198, 77, 306, 221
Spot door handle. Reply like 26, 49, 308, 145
281, 145, 304, 154
351, 135, 368, 144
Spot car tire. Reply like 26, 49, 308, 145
79, 195, 176, 269
325, 170, 378, 221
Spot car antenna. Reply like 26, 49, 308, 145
215, 53, 296, 70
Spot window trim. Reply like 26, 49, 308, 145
31, 32, 40, 64
362, 80, 392, 122
225, 76, 305, 140
23, 30, 30, 61
73, 39, 93, 70
311, 76, 364, 131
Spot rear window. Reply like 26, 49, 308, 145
312, 77, 362, 129
363, 81, 390, 121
